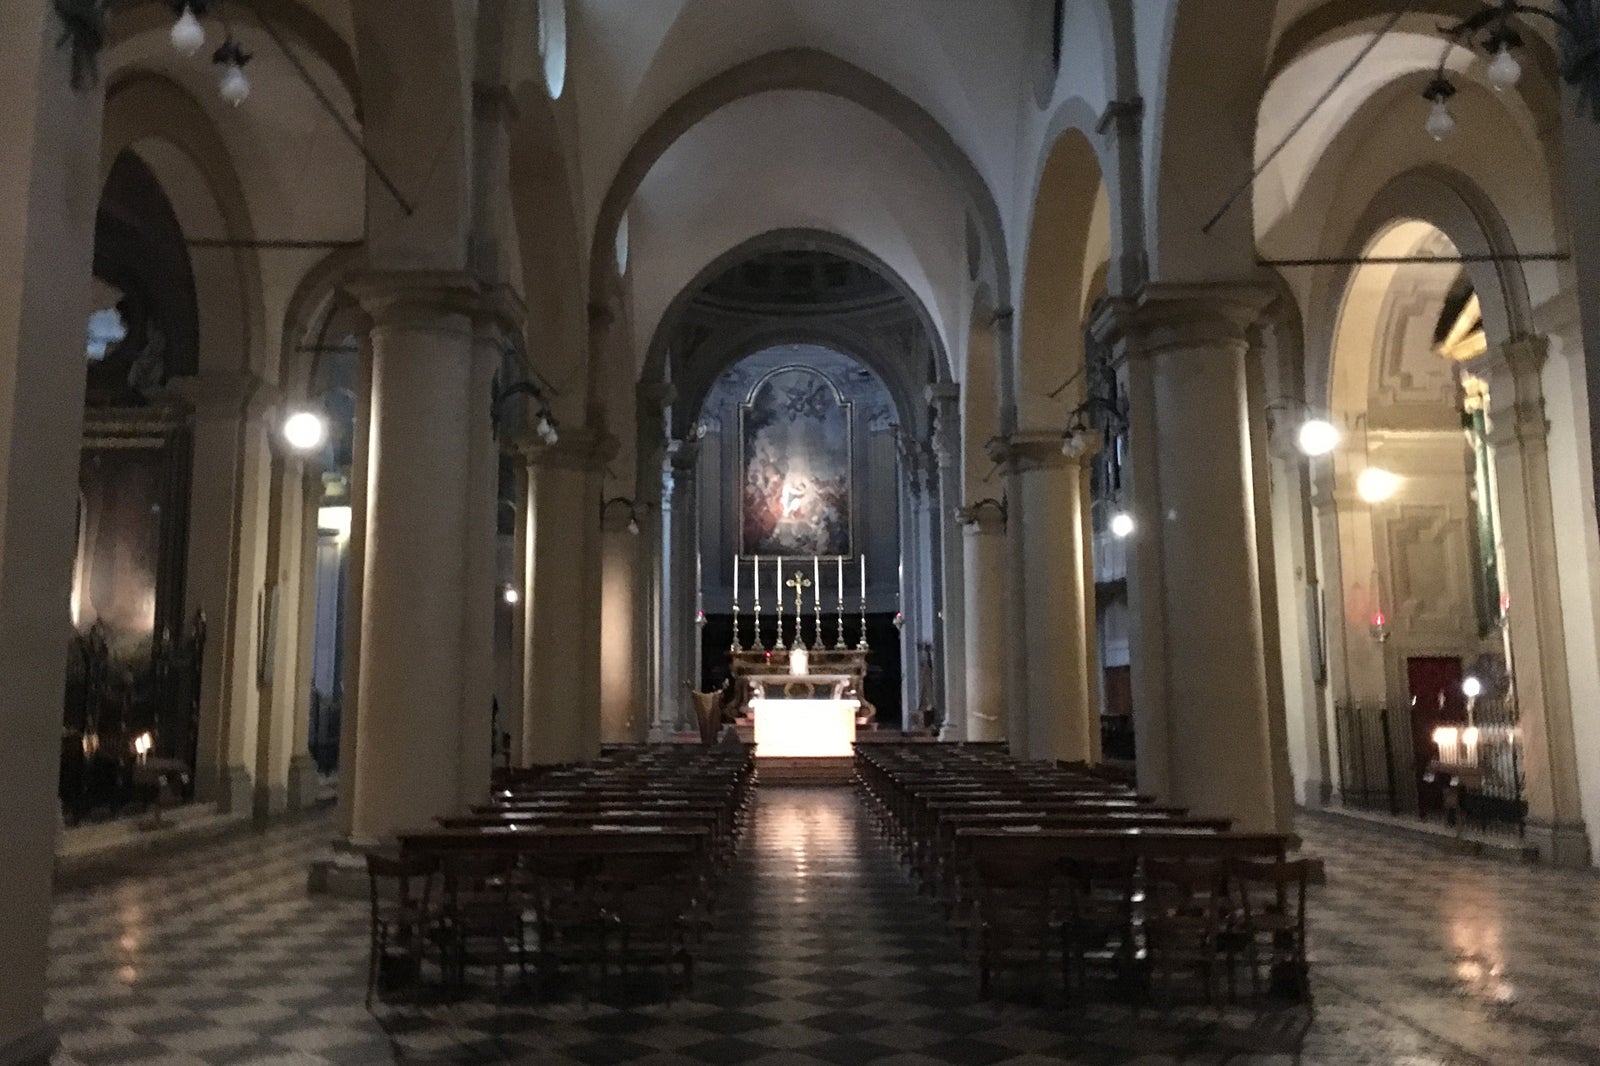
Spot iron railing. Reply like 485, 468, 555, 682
1333, 701, 1401, 815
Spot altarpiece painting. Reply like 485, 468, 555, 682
739, 365, 852, 557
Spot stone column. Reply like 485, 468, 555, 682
334, 339, 372, 835
896, 435, 927, 728
991, 434, 1098, 763
523, 427, 615, 764
504, 459, 529, 762
600, 497, 643, 742
456, 304, 505, 806
285, 469, 322, 810
669, 439, 702, 715
929, 383, 967, 740
254, 455, 314, 819
957, 500, 1007, 742
1476, 336, 1591, 866
177, 371, 274, 815
346, 273, 478, 843
0, 9, 102, 1059
1106, 285, 1283, 832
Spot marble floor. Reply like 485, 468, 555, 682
44, 787, 1600, 1065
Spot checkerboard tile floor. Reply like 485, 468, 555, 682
44, 789, 1600, 1064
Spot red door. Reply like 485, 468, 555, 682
1407, 657, 1465, 817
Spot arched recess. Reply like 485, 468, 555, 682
642, 228, 954, 440
101, 73, 263, 379
1304, 165, 1533, 406
590, 48, 1012, 309
1017, 126, 1110, 433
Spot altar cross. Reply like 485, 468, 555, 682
787, 570, 812, 616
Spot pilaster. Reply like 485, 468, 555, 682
1474, 335, 1591, 866
928, 383, 967, 740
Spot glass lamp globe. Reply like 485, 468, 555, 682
1110, 512, 1135, 539
1488, 43, 1522, 91
170, 6, 206, 55
1357, 467, 1402, 504
1462, 675, 1484, 699
282, 410, 328, 453
1297, 418, 1341, 457
219, 61, 251, 106
1425, 99, 1456, 142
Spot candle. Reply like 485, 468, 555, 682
813, 555, 820, 604
754, 556, 759, 602
696, 550, 703, 613
860, 553, 866, 603
733, 553, 739, 606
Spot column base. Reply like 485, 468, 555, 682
216, 764, 254, 816
286, 755, 322, 811
253, 785, 284, 822
306, 835, 376, 899
0, 1024, 56, 1066
1524, 818, 1592, 868
1299, 778, 1334, 809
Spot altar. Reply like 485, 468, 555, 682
730, 646, 870, 759
747, 673, 858, 758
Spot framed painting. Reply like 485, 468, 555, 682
739, 365, 853, 557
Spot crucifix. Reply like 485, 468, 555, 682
786, 570, 811, 651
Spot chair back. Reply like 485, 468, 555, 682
366, 852, 437, 926
1231, 858, 1309, 930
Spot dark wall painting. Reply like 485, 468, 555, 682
740, 365, 852, 557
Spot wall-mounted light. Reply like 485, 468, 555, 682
601, 497, 641, 535
1462, 675, 1484, 699
1297, 418, 1342, 458
281, 409, 329, 455
1357, 466, 1402, 504
1110, 511, 1136, 539
502, 585, 521, 606
953, 497, 1008, 526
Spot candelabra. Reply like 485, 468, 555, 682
773, 597, 786, 651
813, 590, 824, 651
857, 595, 869, 651
730, 601, 744, 653
751, 594, 764, 651
834, 601, 848, 651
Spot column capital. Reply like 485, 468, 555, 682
954, 497, 1008, 534
988, 430, 1099, 473
1095, 97, 1144, 140
522, 425, 618, 471
926, 383, 961, 469
169, 369, 279, 420
1473, 334, 1552, 446
345, 270, 504, 331
1089, 281, 1275, 359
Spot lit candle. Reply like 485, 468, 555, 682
733, 553, 739, 606
754, 556, 759, 602
837, 555, 844, 609
860, 553, 867, 603
813, 555, 820, 604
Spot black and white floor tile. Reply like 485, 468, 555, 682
45, 788, 1600, 1064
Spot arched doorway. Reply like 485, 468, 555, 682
1318, 221, 1519, 828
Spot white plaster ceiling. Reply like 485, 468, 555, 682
569, 0, 1031, 241
626, 89, 966, 369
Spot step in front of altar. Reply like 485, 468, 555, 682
756, 756, 855, 786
